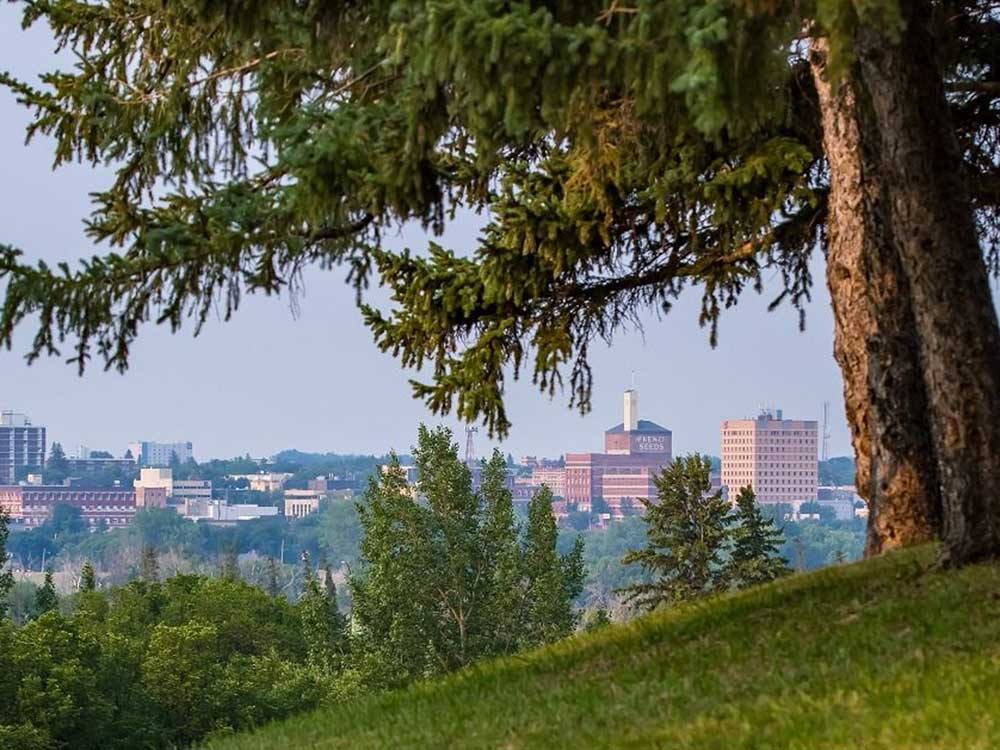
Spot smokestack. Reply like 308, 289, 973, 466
624, 389, 638, 431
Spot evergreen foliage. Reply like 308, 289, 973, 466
139, 545, 160, 583
79, 561, 97, 592
45, 442, 69, 484
3, 1, 997, 442
266, 556, 281, 599
221, 547, 241, 582
727, 486, 790, 588
33, 569, 58, 618
621, 455, 733, 610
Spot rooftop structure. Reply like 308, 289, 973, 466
178, 499, 278, 524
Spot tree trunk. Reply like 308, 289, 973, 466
855, 0, 1000, 564
809, 39, 942, 556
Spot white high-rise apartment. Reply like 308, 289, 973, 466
721, 408, 818, 508
127, 440, 194, 467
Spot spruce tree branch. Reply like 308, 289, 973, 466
948, 80, 1000, 94
116, 48, 306, 104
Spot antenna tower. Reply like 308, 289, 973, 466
464, 425, 479, 466
821, 401, 831, 462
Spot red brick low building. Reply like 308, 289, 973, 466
0, 484, 161, 528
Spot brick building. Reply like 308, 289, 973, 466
564, 390, 672, 518
0, 485, 154, 528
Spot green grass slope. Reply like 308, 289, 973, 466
211, 546, 1000, 749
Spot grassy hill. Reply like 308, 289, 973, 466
210, 546, 1000, 749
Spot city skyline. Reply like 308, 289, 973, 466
0, 390, 847, 466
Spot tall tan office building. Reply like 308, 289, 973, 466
721, 409, 818, 508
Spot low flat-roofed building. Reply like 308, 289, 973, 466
179, 499, 278, 524
228, 472, 294, 493
817, 486, 858, 521
284, 489, 323, 519
0, 485, 137, 528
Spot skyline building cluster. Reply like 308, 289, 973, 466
2, 391, 842, 530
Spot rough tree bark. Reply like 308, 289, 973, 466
809, 38, 941, 556
854, 0, 1000, 564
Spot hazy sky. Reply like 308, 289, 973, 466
0, 8, 853, 462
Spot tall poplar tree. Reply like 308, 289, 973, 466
139, 545, 159, 584
521, 487, 585, 647
3, 1, 1000, 563
351, 428, 583, 689
0, 510, 13, 618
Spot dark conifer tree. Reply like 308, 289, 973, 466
621, 455, 733, 610
266, 556, 281, 599
34, 568, 58, 617
727, 486, 789, 589
139, 545, 159, 584
220, 547, 241, 582
46, 442, 69, 484
79, 561, 97, 592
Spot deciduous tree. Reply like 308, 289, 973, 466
0, 510, 13, 618
351, 429, 583, 689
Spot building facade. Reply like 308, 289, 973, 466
127, 441, 194, 467
0, 411, 46, 485
178, 499, 279, 524
529, 466, 566, 497
173, 479, 212, 502
721, 409, 819, 508
134, 468, 211, 506
66, 456, 140, 477
564, 390, 672, 518
284, 489, 323, 519
0, 485, 139, 528
816, 486, 859, 521
228, 472, 294, 493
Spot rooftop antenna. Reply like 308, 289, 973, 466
464, 425, 479, 466
821, 401, 831, 462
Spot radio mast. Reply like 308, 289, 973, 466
464, 425, 479, 466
